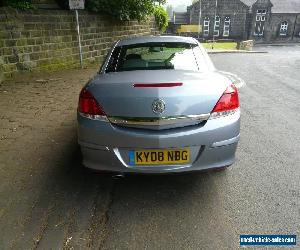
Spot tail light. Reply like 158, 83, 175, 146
210, 84, 239, 119
78, 89, 107, 119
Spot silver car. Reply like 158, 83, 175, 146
77, 36, 240, 173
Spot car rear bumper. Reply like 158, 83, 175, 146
78, 110, 240, 173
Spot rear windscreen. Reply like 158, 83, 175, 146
105, 42, 203, 73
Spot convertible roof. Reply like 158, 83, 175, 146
117, 36, 198, 46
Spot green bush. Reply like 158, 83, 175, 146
86, 0, 155, 21
55, 0, 69, 10
2, 0, 34, 9
55, 0, 167, 30
154, 6, 168, 32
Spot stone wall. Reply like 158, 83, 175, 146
0, 7, 159, 81
237, 39, 254, 50
267, 14, 300, 42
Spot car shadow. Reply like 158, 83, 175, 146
17, 129, 227, 248
55, 135, 225, 207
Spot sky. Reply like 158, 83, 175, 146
166, 0, 192, 7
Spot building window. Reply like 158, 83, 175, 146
223, 16, 231, 37
254, 9, 266, 36
279, 21, 288, 36
256, 9, 266, 21
214, 16, 221, 37
203, 17, 210, 37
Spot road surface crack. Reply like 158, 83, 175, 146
87, 179, 117, 249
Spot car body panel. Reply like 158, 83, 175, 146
77, 36, 241, 173
87, 70, 231, 118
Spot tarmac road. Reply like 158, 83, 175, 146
0, 45, 299, 249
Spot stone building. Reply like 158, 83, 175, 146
168, 0, 300, 42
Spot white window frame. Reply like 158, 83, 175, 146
203, 17, 210, 37
256, 9, 266, 21
214, 16, 221, 37
223, 16, 231, 37
279, 21, 288, 36
254, 9, 267, 36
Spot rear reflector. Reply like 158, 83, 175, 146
78, 89, 106, 117
134, 83, 183, 88
210, 84, 239, 118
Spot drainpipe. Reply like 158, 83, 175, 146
291, 14, 298, 41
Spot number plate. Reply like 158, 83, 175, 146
128, 148, 190, 165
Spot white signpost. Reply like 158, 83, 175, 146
69, 0, 85, 68
69, 0, 85, 10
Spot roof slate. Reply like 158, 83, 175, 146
270, 0, 300, 13
240, 0, 257, 6
240, 0, 300, 13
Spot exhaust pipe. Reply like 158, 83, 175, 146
112, 174, 125, 180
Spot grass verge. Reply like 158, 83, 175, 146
202, 42, 237, 50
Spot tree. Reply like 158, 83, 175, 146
1, 0, 34, 9
86, 0, 169, 31
156, 0, 167, 5
154, 5, 168, 32
86, 0, 164, 21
